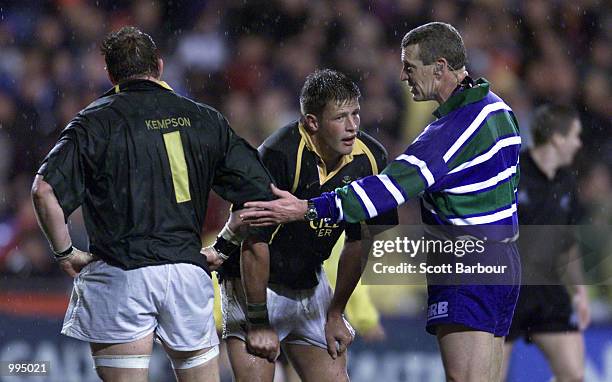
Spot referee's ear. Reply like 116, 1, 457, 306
304, 114, 319, 133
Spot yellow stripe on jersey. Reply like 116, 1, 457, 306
355, 138, 378, 174
291, 138, 306, 193
163, 131, 191, 203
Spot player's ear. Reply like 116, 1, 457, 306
434, 59, 445, 77
550, 132, 564, 148
157, 58, 164, 79
304, 114, 319, 132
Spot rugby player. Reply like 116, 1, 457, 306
206, 69, 397, 382
241, 22, 522, 382
31, 26, 275, 382
502, 104, 588, 382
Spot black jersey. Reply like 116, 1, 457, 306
38, 80, 274, 271
222, 121, 398, 289
517, 151, 580, 282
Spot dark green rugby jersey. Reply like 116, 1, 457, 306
38, 79, 274, 271
221, 121, 398, 289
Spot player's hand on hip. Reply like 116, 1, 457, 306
201, 246, 224, 271
246, 325, 280, 362
325, 311, 355, 359
58, 248, 96, 278
241, 184, 308, 226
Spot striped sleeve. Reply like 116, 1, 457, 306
312, 99, 521, 225
312, 134, 449, 223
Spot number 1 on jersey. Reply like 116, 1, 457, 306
163, 131, 191, 203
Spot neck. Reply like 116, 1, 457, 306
114, 75, 160, 85
311, 135, 341, 169
530, 145, 560, 180
436, 70, 468, 104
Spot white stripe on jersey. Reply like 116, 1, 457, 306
444, 165, 518, 194
351, 182, 377, 219
448, 203, 517, 225
378, 175, 406, 205
396, 154, 435, 187
448, 136, 521, 175
334, 194, 344, 223
443, 102, 513, 163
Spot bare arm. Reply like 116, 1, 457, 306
241, 237, 270, 305
561, 244, 590, 330
31, 175, 93, 277
325, 238, 367, 358
240, 236, 279, 362
31, 175, 71, 252
328, 239, 368, 316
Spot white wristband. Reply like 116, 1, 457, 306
220, 222, 243, 245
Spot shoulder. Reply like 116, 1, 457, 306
79, 95, 118, 117
65, 96, 120, 132
259, 120, 301, 156
356, 130, 388, 160
355, 131, 388, 174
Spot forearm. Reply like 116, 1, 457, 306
312, 161, 428, 223
328, 239, 367, 315
240, 237, 270, 304
31, 175, 71, 252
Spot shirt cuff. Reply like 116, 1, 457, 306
311, 192, 341, 222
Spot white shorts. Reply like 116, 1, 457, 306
62, 260, 219, 351
221, 271, 354, 349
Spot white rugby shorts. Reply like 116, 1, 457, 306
62, 260, 219, 351
221, 271, 354, 349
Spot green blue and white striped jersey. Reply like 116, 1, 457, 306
311, 78, 521, 240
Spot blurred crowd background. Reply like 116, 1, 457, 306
0, 0, 610, 319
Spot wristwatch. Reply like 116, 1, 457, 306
304, 200, 318, 221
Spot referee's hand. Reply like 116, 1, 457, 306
246, 325, 280, 362
241, 184, 308, 226
58, 248, 96, 278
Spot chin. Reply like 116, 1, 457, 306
339, 146, 353, 155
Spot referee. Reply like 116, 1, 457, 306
31, 26, 274, 382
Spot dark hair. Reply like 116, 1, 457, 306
299, 69, 361, 118
100, 26, 160, 82
401, 22, 466, 69
531, 104, 579, 146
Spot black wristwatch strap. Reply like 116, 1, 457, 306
53, 245, 74, 261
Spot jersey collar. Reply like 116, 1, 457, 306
297, 122, 367, 185
102, 79, 174, 97
433, 77, 490, 119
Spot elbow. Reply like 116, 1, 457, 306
31, 176, 53, 203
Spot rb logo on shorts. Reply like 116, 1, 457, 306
428, 301, 449, 320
